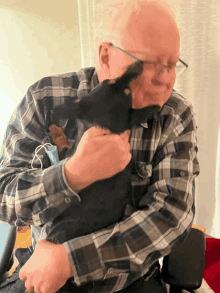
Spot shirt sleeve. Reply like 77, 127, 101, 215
0, 82, 81, 227
62, 98, 200, 287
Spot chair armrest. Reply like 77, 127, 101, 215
0, 222, 17, 278
161, 227, 205, 291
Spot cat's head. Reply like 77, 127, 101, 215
76, 60, 144, 134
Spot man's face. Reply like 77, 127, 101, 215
107, 3, 180, 109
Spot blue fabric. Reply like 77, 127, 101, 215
46, 145, 59, 165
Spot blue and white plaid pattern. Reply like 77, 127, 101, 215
0, 66, 200, 292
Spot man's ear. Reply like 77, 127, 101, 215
99, 42, 112, 76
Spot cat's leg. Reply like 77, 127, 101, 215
49, 125, 71, 153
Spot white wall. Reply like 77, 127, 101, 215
0, 0, 82, 145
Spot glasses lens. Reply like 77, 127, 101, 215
176, 60, 187, 77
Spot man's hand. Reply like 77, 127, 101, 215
19, 240, 72, 293
64, 126, 131, 191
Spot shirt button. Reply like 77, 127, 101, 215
65, 197, 71, 204
180, 171, 185, 177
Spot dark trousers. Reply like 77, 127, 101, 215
0, 247, 167, 293
119, 262, 167, 293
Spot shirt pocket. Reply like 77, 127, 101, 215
131, 161, 152, 208
131, 161, 152, 186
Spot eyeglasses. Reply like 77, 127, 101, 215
110, 43, 188, 78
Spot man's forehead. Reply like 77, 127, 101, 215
122, 27, 180, 61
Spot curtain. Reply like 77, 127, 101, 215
77, 0, 220, 238
77, 0, 96, 67
172, 0, 220, 239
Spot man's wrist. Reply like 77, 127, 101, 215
64, 158, 91, 192
59, 243, 73, 279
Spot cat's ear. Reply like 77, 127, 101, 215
113, 60, 143, 89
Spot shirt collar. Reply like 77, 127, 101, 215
140, 121, 148, 128
91, 68, 100, 90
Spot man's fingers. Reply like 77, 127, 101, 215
85, 126, 112, 138
84, 127, 131, 141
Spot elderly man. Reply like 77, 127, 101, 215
0, 0, 199, 292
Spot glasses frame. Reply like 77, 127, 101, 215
110, 43, 188, 77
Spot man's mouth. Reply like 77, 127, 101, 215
132, 104, 161, 114
145, 91, 164, 97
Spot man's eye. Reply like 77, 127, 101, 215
143, 60, 157, 68
144, 60, 157, 64
167, 62, 176, 69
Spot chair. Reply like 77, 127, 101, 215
161, 227, 205, 292
0, 222, 205, 293
0, 222, 17, 284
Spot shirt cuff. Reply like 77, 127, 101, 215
61, 158, 81, 201
41, 159, 81, 224
62, 235, 105, 286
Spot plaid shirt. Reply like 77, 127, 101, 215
0, 67, 200, 292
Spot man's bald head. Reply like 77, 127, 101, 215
122, 1, 180, 61
94, 0, 178, 67
96, 0, 180, 109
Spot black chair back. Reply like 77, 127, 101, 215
0, 222, 17, 279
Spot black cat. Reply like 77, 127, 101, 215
45, 60, 161, 244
